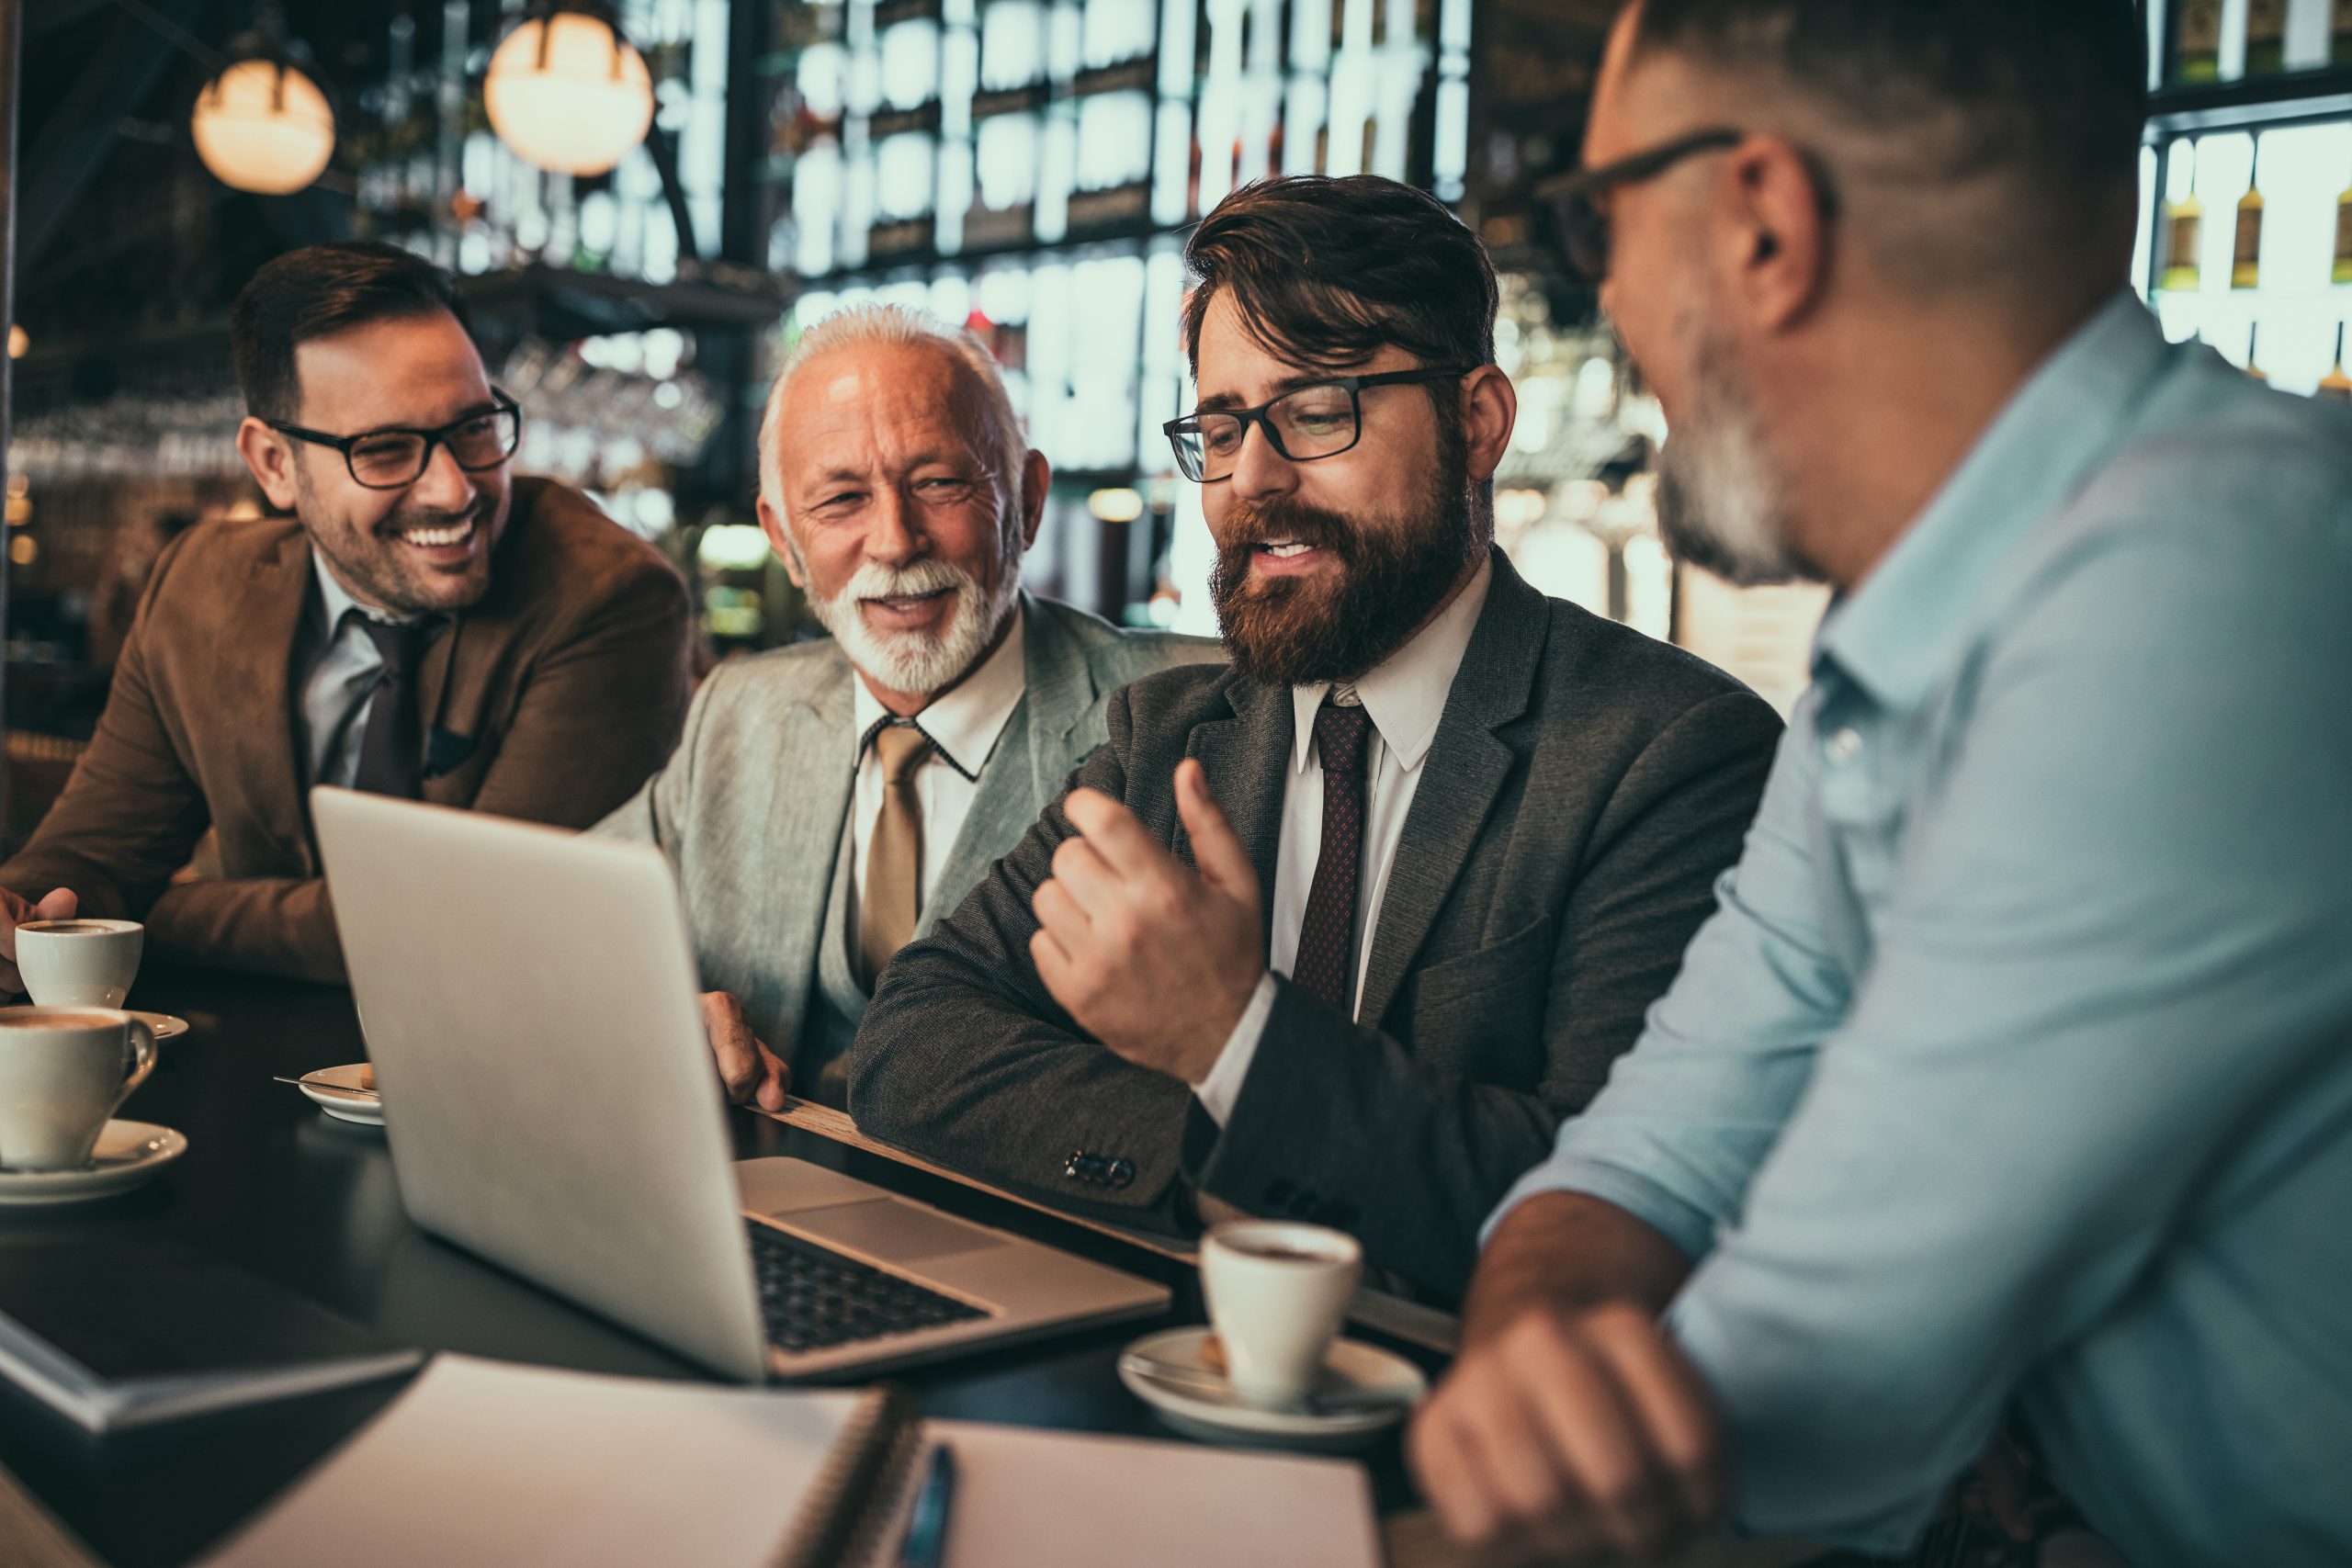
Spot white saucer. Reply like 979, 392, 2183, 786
0, 1120, 188, 1204
297, 1065, 382, 1126
1118, 1326, 1427, 1451
0, 1006, 188, 1042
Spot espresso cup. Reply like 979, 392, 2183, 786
0, 1007, 157, 1171
17, 918, 143, 1009
1200, 1220, 1363, 1409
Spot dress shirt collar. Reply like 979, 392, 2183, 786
1815, 292, 2171, 713
1290, 555, 1494, 775
851, 598, 1029, 782
310, 547, 423, 630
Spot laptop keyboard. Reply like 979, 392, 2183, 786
746, 1220, 990, 1355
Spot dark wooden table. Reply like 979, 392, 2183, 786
0, 966, 1447, 1568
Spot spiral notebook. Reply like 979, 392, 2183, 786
198, 1355, 1381, 1568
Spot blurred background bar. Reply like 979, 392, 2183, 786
2, 0, 2349, 840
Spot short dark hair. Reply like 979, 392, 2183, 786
1630, 0, 2145, 206
229, 242, 473, 422
1181, 176, 1498, 389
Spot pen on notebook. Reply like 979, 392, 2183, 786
895, 1438, 956, 1568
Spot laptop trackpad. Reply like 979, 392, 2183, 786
781, 1199, 1011, 1266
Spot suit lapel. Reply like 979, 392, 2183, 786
415, 615, 467, 787
924, 598, 1077, 932
763, 656, 859, 1010
418, 484, 549, 791
1184, 675, 1292, 954
1356, 551, 1548, 1025
235, 530, 321, 867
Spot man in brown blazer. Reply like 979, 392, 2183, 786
0, 243, 692, 985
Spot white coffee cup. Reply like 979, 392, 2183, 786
17, 918, 143, 1009
1200, 1220, 1363, 1409
0, 1007, 158, 1171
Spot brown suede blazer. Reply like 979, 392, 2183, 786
1, 477, 693, 982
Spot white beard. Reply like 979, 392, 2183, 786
808, 555, 1016, 698
1653, 312, 1811, 588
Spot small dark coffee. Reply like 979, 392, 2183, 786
21, 922, 116, 935
0, 1011, 122, 1030
1224, 1242, 1332, 1265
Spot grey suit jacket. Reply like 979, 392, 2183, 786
851, 550, 1783, 1299
595, 594, 1219, 1066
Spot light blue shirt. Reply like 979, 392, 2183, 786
1491, 295, 2352, 1567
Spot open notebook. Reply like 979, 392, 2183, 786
198, 1355, 1384, 1568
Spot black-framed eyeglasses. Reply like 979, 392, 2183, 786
1162, 367, 1473, 483
1539, 128, 1747, 280
266, 389, 523, 491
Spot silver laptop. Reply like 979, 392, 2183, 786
311, 786, 1169, 1382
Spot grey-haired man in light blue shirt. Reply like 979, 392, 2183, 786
1409, 3, 2352, 1566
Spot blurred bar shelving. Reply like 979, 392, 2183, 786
2139, 2, 2352, 395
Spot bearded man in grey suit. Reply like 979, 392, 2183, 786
852, 178, 1784, 1300
596, 304, 1216, 1109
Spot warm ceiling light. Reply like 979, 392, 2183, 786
484, 9, 656, 176
190, 58, 335, 196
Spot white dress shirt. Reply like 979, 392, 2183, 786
844, 612, 1028, 971
1193, 558, 1492, 1124
300, 554, 425, 789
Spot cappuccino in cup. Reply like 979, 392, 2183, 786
17, 918, 143, 1009
0, 1007, 158, 1170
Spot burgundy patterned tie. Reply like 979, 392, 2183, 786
1292, 691, 1374, 1015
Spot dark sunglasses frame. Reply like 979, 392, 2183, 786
1161, 366, 1475, 482
266, 389, 524, 491
1539, 127, 1748, 280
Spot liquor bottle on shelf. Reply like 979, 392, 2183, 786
2171, 0, 2222, 81
2233, 139, 2265, 291
2245, 0, 2288, 74
2161, 152, 2205, 292
2335, 0, 2352, 66
2320, 325, 2352, 404
2335, 165, 2352, 285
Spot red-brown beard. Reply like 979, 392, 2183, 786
1208, 437, 1477, 686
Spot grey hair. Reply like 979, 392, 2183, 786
756, 303, 1029, 525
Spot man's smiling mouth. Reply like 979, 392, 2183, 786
397, 519, 477, 549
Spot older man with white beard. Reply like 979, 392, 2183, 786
595, 305, 1216, 1109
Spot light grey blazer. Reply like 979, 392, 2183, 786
595, 594, 1220, 1067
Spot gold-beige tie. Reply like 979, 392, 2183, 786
859, 723, 933, 988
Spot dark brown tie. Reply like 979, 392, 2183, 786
1292, 693, 1374, 1015
349, 614, 426, 799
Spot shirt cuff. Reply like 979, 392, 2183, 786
1191, 971, 1277, 1127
